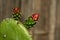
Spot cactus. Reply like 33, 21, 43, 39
0, 18, 32, 40
0, 8, 40, 40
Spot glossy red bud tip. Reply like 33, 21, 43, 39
32, 13, 39, 21
13, 8, 20, 13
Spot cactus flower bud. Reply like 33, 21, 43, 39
13, 8, 20, 13
32, 13, 39, 21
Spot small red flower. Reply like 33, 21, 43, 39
32, 13, 39, 21
13, 8, 20, 13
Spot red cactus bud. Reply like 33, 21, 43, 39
32, 13, 39, 21
13, 8, 20, 13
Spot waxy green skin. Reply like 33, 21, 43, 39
0, 18, 32, 40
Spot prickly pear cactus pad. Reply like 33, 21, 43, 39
0, 18, 32, 40
0, 8, 40, 40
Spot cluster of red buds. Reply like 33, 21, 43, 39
12, 8, 40, 29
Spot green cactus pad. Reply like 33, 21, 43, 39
0, 18, 32, 40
